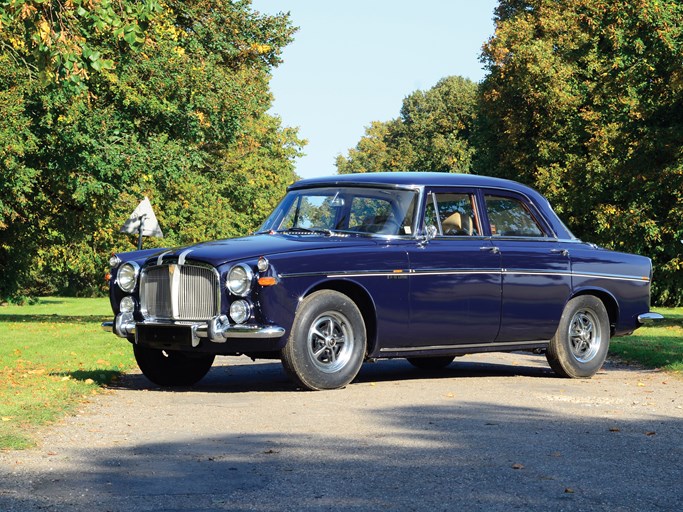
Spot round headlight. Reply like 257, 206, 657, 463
120, 296, 136, 313
227, 264, 253, 296
229, 300, 251, 324
116, 262, 139, 293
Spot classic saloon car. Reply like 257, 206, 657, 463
103, 172, 662, 390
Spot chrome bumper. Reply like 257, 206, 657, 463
102, 314, 285, 346
637, 312, 664, 325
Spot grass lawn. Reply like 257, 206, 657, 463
610, 307, 683, 374
0, 297, 135, 450
0, 298, 681, 451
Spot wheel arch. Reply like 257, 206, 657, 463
306, 279, 378, 356
570, 288, 619, 336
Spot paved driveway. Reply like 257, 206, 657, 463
1, 353, 682, 511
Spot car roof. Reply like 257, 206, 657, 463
290, 172, 533, 193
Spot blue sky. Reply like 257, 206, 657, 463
250, 0, 499, 179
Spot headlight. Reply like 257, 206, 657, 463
227, 263, 253, 296
116, 262, 139, 293
229, 300, 251, 324
119, 296, 136, 313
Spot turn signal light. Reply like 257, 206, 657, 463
258, 276, 278, 286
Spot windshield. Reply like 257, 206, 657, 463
259, 186, 419, 237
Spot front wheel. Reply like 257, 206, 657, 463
281, 290, 366, 390
134, 345, 215, 387
546, 295, 610, 378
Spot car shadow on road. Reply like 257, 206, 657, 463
108, 354, 558, 394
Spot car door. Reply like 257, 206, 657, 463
481, 191, 572, 342
406, 189, 502, 348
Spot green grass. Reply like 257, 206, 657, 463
610, 307, 683, 375
0, 297, 135, 450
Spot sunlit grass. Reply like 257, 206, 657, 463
610, 307, 683, 375
0, 297, 134, 450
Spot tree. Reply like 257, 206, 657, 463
0, 0, 303, 300
336, 76, 478, 174
478, 0, 683, 305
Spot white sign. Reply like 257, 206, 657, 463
120, 196, 163, 238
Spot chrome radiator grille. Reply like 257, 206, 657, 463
140, 264, 219, 320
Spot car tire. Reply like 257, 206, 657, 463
546, 295, 610, 378
133, 345, 215, 387
281, 290, 366, 391
406, 356, 455, 370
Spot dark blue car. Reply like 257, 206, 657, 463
103, 172, 662, 390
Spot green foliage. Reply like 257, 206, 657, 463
478, 0, 683, 305
336, 76, 478, 174
0, 1, 303, 301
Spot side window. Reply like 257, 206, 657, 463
425, 192, 480, 236
485, 195, 545, 237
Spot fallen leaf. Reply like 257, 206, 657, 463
609, 427, 621, 433
645, 431, 656, 436
565, 488, 574, 494
1, 417, 12, 422
512, 463, 524, 470
637, 382, 645, 387
84, 378, 95, 385
445, 392, 455, 398
263, 449, 279, 454
550, 451, 562, 457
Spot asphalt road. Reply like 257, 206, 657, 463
1, 353, 682, 511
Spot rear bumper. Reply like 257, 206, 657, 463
637, 312, 664, 325
102, 314, 285, 346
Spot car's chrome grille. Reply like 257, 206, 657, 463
140, 264, 219, 321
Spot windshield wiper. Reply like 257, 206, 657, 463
277, 227, 334, 236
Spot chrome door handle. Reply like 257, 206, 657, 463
550, 248, 569, 257
480, 246, 500, 254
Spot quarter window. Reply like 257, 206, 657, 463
485, 195, 545, 237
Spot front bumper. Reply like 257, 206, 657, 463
102, 313, 285, 347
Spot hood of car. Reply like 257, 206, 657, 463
139, 233, 379, 268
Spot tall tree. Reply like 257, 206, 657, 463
0, 0, 303, 300
337, 76, 478, 174
479, 0, 683, 304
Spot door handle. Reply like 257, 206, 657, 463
550, 248, 569, 257
480, 246, 500, 254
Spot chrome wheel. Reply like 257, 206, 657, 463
568, 309, 602, 363
307, 312, 354, 373
281, 290, 366, 390
547, 295, 610, 379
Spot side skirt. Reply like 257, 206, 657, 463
375, 340, 550, 359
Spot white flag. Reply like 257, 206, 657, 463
120, 196, 163, 238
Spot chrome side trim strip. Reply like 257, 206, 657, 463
279, 268, 650, 283
380, 340, 550, 353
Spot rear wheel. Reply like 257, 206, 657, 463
407, 356, 455, 370
546, 295, 610, 378
281, 290, 366, 390
133, 345, 215, 387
